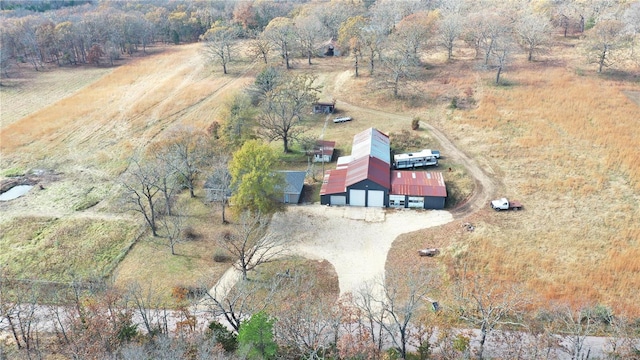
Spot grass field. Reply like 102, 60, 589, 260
0, 216, 137, 282
1, 37, 639, 316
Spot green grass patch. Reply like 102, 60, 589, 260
1, 167, 25, 177
0, 216, 138, 282
72, 187, 107, 211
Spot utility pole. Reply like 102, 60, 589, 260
321, 114, 330, 175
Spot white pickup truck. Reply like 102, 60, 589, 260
491, 198, 523, 211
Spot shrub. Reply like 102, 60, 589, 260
411, 117, 421, 130
208, 321, 238, 352
213, 249, 232, 263
449, 97, 458, 109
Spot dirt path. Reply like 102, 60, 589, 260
336, 100, 499, 218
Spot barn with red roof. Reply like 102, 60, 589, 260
320, 127, 447, 209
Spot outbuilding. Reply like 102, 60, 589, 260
277, 171, 306, 204
321, 128, 391, 207
312, 140, 336, 163
312, 100, 336, 114
390, 171, 447, 209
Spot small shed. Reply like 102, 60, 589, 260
276, 171, 306, 204
320, 168, 348, 206
203, 178, 231, 203
313, 100, 336, 114
390, 171, 447, 209
312, 140, 336, 163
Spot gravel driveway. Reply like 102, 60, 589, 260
269, 205, 454, 296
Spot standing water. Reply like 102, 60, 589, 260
0, 185, 34, 201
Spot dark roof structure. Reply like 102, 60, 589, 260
277, 171, 306, 194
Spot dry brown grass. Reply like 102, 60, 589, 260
0, 66, 114, 127
387, 44, 640, 316
111, 190, 230, 304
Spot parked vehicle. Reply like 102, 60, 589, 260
333, 116, 352, 123
424, 149, 441, 159
418, 248, 440, 257
393, 149, 438, 169
491, 198, 523, 211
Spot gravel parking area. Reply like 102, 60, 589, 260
269, 205, 454, 296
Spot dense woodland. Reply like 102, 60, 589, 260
1, 0, 640, 359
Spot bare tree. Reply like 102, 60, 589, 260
516, 10, 552, 61
159, 126, 212, 198
360, 22, 387, 76
393, 11, 438, 64
157, 206, 184, 256
355, 269, 435, 359
606, 314, 640, 358
294, 15, 327, 65
550, 304, 597, 360
586, 19, 626, 73
491, 33, 516, 84
623, 2, 640, 59
336, 293, 384, 359
218, 210, 289, 281
316, 1, 364, 41
338, 16, 366, 77
263, 17, 296, 69
202, 275, 282, 332
0, 271, 42, 355
379, 41, 419, 98
202, 23, 239, 75
456, 274, 528, 360
258, 73, 320, 153
206, 150, 232, 224
122, 157, 163, 236
437, 12, 463, 61
247, 32, 273, 64
126, 282, 170, 336
273, 271, 340, 359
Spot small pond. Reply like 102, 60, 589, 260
0, 185, 34, 201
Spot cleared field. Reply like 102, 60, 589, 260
0, 66, 114, 127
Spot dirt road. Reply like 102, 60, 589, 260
336, 100, 499, 217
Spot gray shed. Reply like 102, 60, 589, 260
277, 171, 306, 204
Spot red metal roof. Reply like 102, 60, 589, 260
312, 140, 336, 157
320, 168, 348, 195
391, 171, 447, 197
346, 156, 390, 188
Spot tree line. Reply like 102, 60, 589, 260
2, 266, 639, 359
2, 1, 638, 82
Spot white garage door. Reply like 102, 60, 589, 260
349, 189, 366, 206
330, 195, 346, 205
408, 196, 424, 208
368, 190, 385, 207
